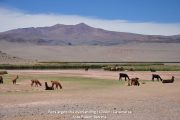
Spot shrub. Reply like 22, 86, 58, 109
0, 71, 8, 74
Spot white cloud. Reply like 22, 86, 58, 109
0, 8, 180, 35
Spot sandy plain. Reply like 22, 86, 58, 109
0, 70, 180, 120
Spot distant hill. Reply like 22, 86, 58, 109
0, 23, 180, 45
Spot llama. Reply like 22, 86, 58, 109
152, 74, 162, 81
119, 73, 130, 81
0, 76, 3, 84
51, 81, 62, 89
45, 82, 54, 90
162, 76, 175, 83
128, 77, 140, 86
85, 67, 89, 71
12, 75, 19, 84
31, 80, 42, 87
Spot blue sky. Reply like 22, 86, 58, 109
1, 0, 180, 23
0, 0, 180, 35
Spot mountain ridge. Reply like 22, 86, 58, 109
0, 23, 179, 45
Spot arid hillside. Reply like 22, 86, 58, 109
0, 23, 179, 46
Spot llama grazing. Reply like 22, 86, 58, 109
45, 82, 54, 90
0, 76, 3, 84
162, 76, 175, 83
31, 79, 42, 87
51, 81, 62, 89
128, 77, 140, 86
152, 74, 162, 81
85, 67, 89, 71
119, 73, 130, 81
12, 75, 19, 84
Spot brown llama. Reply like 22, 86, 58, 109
31, 80, 42, 87
12, 75, 19, 84
119, 73, 130, 81
85, 67, 89, 71
128, 77, 140, 86
45, 82, 54, 90
162, 76, 175, 83
51, 80, 62, 89
152, 74, 162, 81
0, 76, 3, 84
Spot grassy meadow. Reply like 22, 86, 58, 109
1, 73, 125, 92
0, 62, 180, 71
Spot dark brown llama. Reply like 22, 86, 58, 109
45, 82, 54, 90
85, 67, 89, 71
152, 74, 162, 81
0, 76, 3, 84
162, 76, 175, 83
128, 77, 140, 86
119, 73, 130, 81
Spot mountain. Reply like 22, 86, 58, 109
0, 23, 180, 45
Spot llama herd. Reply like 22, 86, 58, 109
119, 73, 175, 86
0, 75, 63, 90
0, 71, 176, 90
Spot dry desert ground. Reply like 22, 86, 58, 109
0, 70, 180, 120
0, 42, 180, 62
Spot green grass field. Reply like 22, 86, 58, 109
2, 74, 125, 90
0, 62, 180, 71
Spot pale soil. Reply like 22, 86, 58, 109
0, 42, 180, 62
0, 51, 34, 64
0, 70, 180, 120
7, 69, 180, 80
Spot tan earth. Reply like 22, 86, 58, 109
0, 70, 180, 120
0, 50, 34, 65
1, 42, 180, 62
